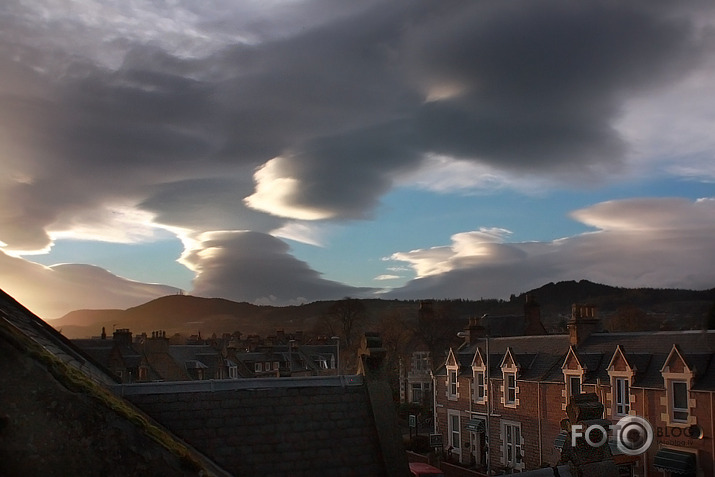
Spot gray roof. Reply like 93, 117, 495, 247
116, 376, 397, 477
441, 330, 715, 390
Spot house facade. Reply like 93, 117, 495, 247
434, 304, 715, 476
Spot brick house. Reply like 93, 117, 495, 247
434, 304, 715, 476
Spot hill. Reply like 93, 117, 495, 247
50, 280, 715, 339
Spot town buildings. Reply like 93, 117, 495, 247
73, 327, 340, 382
433, 303, 715, 476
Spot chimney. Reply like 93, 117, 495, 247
101, 326, 107, 340
145, 330, 169, 353
568, 304, 600, 347
463, 316, 485, 344
112, 328, 132, 347
523, 294, 546, 335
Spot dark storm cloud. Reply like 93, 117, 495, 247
405, 1, 703, 172
186, 231, 371, 304
1, 0, 713, 311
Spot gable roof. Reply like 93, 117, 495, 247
442, 328, 715, 390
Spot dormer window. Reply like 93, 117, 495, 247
568, 375, 581, 398
445, 349, 460, 401
605, 345, 636, 418
614, 377, 630, 415
471, 348, 487, 404
671, 381, 689, 422
562, 346, 586, 409
505, 373, 516, 404
449, 369, 458, 397
500, 347, 520, 408
660, 344, 696, 426
475, 371, 486, 401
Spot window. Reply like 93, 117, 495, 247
449, 412, 461, 450
569, 376, 581, 398
503, 421, 523, 469
273, 361, 280, 370
505, 373, 516, 404
255, 362, 263, 372
615, 378, 629, 415
671, 381, 689, 422
448, 369, 458, 398
413, 352, 430, 372
411, 383, 423, 403
229, 365, 238, 379
475, 371, 485, 402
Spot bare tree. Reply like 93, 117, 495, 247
325, 297, 367, 348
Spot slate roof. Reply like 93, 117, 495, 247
0, 288, 118, 386
116, 375, 401, 477
440, 330, 715, 391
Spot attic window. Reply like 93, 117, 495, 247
671, 381, 689, 422
505, 373, 516, 404
448, 369, 458, 399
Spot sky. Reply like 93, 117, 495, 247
1, 0, 715, 319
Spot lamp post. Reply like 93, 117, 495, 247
288, 339, 296, 375
331, 336, 340, 375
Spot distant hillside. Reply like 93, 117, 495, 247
51, 280, 715, 339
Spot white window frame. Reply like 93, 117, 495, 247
501, 420, 524, 470
474, 370, 486, 402
614, 377, 630, 416
505, 372, 516, 405
447, 367, 459, 400
448, 410, 461, 456
670, 380, 689, 423
255, 362, 263, 372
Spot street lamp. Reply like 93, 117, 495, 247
331, 336, 340, 375
288, 339, 296, 375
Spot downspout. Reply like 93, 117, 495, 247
537, 380, 542, 465
430, 370, 437, 434
711, 392, 714, 477
486, 335, 491, 476
643, 387, 648, 477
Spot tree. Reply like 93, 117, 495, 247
707, 302, 715, 330
325, 297, 367, 348
413, 301, 458, 368
378, 310, 414, 398
608, 306, 657, 332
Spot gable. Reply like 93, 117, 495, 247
607, 345, 634, 373
661, 344, 691, 375
562, 347, 584, 371
446, 348, 458, 368
471, 348, 485, 368
500, 347, 518, 370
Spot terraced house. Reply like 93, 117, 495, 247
434, 304, 715, 476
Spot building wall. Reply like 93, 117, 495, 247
435, 372, 713, 476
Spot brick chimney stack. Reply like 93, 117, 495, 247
112, 328, 132, 347
464, 316, 486, 344
568, 304, 600, 347
145, 330, 169, 353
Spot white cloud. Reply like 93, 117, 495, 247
388, 198, 715, 299
245, 157, 336, 220
0, 249, 179, 318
